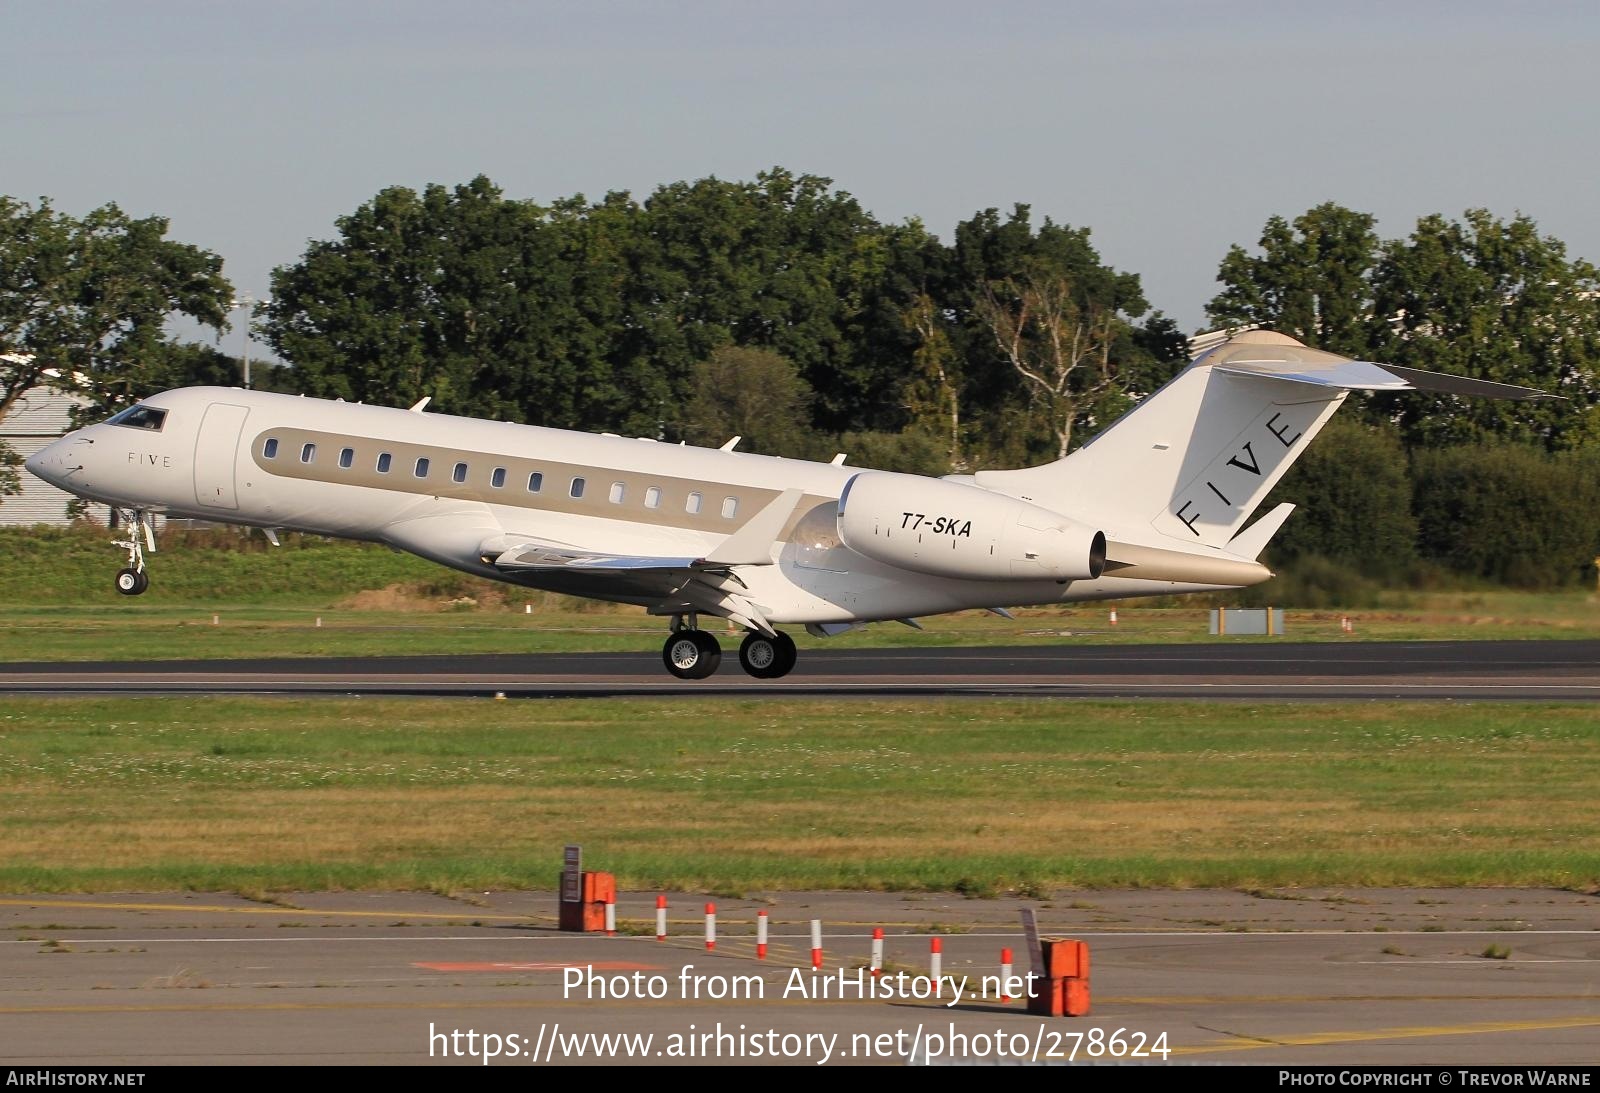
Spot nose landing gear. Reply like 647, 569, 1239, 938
111, 509, 155, 596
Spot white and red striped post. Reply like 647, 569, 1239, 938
930, 936, 943, 991
655, 894, 667, 942
1109, 608, 1118, 626
810, 919, 823, 969
756, 910, 768, 959
704, 903, 716, 951
870, 928, 884, 977
1000, 947, 1014, 1003
604, 891, 616, 937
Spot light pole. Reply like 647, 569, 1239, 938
231, 294, 268, 389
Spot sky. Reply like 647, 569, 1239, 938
5, 0, 1599, 353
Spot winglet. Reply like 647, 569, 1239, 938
408, 396, 431, 413
702, 488, 804, 566
1225, 502, 1296, 561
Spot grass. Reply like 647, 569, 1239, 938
1, 524, 1598, 663
0, 696, 1596, 893
2, 588, 1599, 667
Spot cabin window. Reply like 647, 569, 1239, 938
686, 491, 702, 515
491, 467, 506, 488
300, 442, 316, 463
262, 438, 279, 459
527, 471, 543, 493
338, 447, 354, 469
608, 481, 625, 504
414, 457, 430, 478
722, 496, 739, 519
570, 476, 586, 499
376, 452, 392, 473
452, 462, 468, 484
644, 486, 662, 509
107, 405, 167, 431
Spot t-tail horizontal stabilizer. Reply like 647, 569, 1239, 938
1209, 336, 1558, 401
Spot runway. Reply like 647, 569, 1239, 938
2, 888, 1596, 1066
0, 639, 1597, 699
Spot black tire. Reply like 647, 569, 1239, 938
115, 568, 145, 596
740, 630, 797, 679
662, 630, 722, 680
134, 570, 150, 594
768, 630, 797, 678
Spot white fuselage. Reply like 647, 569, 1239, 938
26, 386, 1243, 623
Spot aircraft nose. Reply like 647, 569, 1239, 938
24, 437, 72, 487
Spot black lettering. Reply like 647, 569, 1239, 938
1225, 442, 1261, 475
1207, 481, 1232, 506
932, 517, 947, 534
1174, 500, 1203, 535
1266, 412, 1302, 448
901, 512, 914, 529
959, 521, 971, 537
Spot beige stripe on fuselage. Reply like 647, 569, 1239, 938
249, 428, 835, 543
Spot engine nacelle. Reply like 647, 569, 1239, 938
836, 472, 1106, 582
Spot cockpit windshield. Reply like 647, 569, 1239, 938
106, 405, 168, 431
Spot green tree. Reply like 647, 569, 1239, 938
1263, 417, 1416, 572
834, 429, 950, 477
974, 264, 1122, 459
0, 444, 19, 501
1209, 205, 1598, 448
900, 292, 963, 466
264, 170, 938, 438
1206, 202, 1380, 355
1412, 441, 1600, 586
1370, 210, 1600, 449
0, 196, 233, 494
678, 346, 818, 457
264, 176, 629, 428
953, 205, 1156, 463
627, 168, 938, 433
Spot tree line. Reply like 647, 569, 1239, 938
2, 173, 1596, 587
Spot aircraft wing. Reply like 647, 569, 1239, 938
484, 542, 704, 575
478, 486, 807, 635
479, 535, 787, 637
480, 488, 806, 577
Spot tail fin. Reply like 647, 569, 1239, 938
973, 330, 1552, 551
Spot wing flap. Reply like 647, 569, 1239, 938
484, 542, 701, 574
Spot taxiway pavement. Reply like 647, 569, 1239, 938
2, 888, 1596, 1066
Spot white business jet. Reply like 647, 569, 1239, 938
25, 331, 1548, 680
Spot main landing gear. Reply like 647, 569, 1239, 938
660, 615, 798, 680
111, 508, 155, 596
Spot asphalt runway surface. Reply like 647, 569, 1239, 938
3, 888, 1597, 1066
0, 639, 1597, 699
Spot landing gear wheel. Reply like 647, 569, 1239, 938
110, 508, 155, 598
739, 630, 797, 679
662, 630, 722, 680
